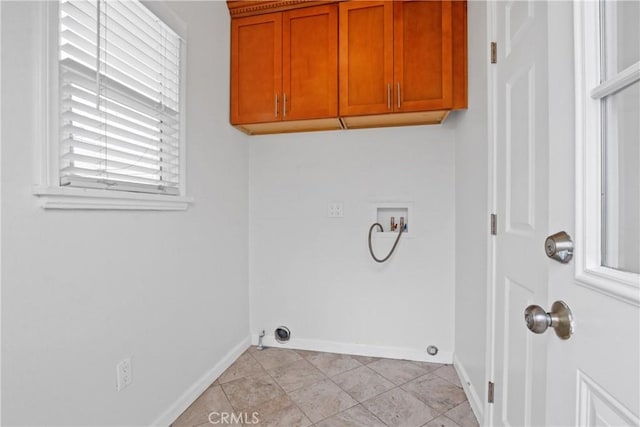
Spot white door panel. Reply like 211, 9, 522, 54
545, 2, 639, 426
492, 1, 640, 426
492, 0, 549, 425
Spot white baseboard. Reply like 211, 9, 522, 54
452, 353, 484, 425
151, 335, 251, 427
251, 334, 453, 364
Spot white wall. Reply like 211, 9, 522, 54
1, 1, 249, 425
249, 124, 456, 361
451, 0, 489, 420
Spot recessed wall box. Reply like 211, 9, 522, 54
372, 202, 413, 237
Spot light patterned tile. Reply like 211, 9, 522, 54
267, 358, 327, 392
251, 348, 302, 370
306, 352, 363, 377
443, 401, 479, 427
362, 387, 438, 427
221, 373, 285, 411
172, 385, 234, 427
423, 415, 461, 427
350, 355, 380, 365
218, 352, 265, 384
294, 349, 322, 359
194, 349, 473, 427
288, 378, 358, 423
402, 374, 467, 413
331, 365, 395, 402
432, 365, 463, 388
411, 360, 444, 374
246, 394, 312, 427
368, 359, 432, 385
316, 404, 387, 427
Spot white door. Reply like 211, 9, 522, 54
491, 1, 640, 426
491, 0, 550, 425
545, 1, 640, 426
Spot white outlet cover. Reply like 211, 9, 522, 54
116, 357, 132, 391
328, 202, 344, 218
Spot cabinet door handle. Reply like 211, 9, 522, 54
275, 94, 279, 117
283, 93, 287, 117
387, 84, 391, 110
397, 83, 401, 109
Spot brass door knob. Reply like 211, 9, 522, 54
524, 300, 574, 340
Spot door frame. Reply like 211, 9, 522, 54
485, 1, 497, 426
485, 0, 555, 425
485, 1, 563, 424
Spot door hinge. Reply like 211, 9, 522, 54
491, 42, 497, 64
488, 381, 495, 403
491, 213, 497, 235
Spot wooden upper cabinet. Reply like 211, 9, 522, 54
283, 5, 338, 121
339, 2, 393, 116
340, 0, 455, 117
394, 0, 452, 112
228, 0, 467, 133
231, 4, 338, 126
231, 13, 282, 124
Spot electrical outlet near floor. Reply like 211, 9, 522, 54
116, 357, 132, 391
328, 201, 344, 218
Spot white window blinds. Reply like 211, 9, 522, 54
59, 0, 182, 195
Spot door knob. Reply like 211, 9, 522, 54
524, 300, 574, 340
545, 231, 573, 263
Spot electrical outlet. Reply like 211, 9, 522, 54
328, 202, 344, 218
116, 357, 132, 391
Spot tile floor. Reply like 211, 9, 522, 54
172, 347, 480, 427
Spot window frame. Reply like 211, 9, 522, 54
33, 1, 192, 210
574, 1, 640, 306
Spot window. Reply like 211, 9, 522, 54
598, 0, 639, 274
575, 0, 640, 304
34, 0, 190, 210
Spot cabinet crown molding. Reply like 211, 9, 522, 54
227, 1, 341, 18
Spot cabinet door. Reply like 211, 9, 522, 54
231, 13, 282, 124
339, 1, 393, 116
283, 4, 338, 121
394, 0, 453, 112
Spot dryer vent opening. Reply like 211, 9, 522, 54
274, 326, 291, 343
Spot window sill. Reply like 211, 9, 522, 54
33, 186, 193, 211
